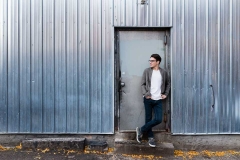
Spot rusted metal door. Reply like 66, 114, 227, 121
119, 30, 169, 131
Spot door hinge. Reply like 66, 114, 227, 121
164, 35, 167, 45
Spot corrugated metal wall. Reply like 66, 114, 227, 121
1, 0, 240, 134
114, 0, 240, 134
114, 0, 172, 26
170, 0, 240, 134
0, 0, 114, 133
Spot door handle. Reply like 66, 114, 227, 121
210, 85, 215, 110
120, 82, 125, 87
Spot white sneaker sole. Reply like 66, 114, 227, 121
149, 143, 156, 147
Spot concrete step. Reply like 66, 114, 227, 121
85, 140, 108, 152
22, 138, 85, 152
114, 139, 174, 157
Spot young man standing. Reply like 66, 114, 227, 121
136, 54, 170, 147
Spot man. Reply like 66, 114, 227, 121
136, 54, 170, 147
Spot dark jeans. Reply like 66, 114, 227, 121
141, 97, 162, 138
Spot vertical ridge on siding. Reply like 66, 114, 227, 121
0, 0, 8, 133
193, 0, 197, 134
161, 0, 164, 26
171, 0, 177, 133
31, 0, 43, 133
7, 0, 20, 133
54, 0, 67, 133
205, 0, 209, 133
219, 0, 230, 133
237, 0, 239, 132
181, 0, 185, 133
232, 0, 239, 133
164, 0, 169, 26
78, 0, 90, 133
209, 0, 219, 134
66, 0, 78, 133
109, 0, 115, 133
102, 0, 114, 133
198, 0, 207, 133
99, 0, 103, 132
172, 0, 183, 133
126, 0, 132, 26
217, 0, 220, 133
148, 0, 153, 26
229, 0, 233, 133
170, 0, 172, 26
102, 0, 106, 133
185, 0, 193, 133
42, 0, 55, 133
183, 0, 188, 133
19, 0, 31, 133
89, 0, 102, 133
137, 0, 144, 26
158, 0, 161, 26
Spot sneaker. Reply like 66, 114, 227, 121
148, 138, 156, 147
136, 127, 142, 143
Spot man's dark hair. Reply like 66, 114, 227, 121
150, 54, 161, 64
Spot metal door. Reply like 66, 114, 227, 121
119, 31, 169, 131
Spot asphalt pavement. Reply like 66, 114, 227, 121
1, 146, 240, 160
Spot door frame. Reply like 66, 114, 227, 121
114, 27, 172, 132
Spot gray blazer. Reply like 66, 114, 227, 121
141, 67, 171, 97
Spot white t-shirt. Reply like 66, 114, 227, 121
150, 70, 162, 100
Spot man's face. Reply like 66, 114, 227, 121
149, 57, 159, 68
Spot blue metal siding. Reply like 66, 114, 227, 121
170, 0, 240, 134
1, 0, 240, 134
0, 0, 114, 134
